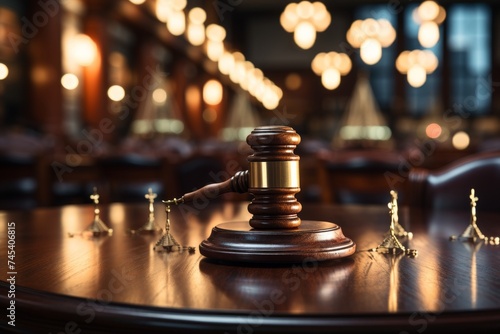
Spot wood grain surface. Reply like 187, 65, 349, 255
1, 202, 500, 333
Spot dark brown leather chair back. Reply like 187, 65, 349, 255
317, 150, 402, 205
408, 152, 500, 211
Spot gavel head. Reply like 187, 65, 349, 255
246, 126, 302, 229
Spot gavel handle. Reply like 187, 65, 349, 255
166, 170, 249, 205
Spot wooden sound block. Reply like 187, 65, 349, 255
199, 220, 356, 263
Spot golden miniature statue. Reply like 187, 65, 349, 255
370, 190, 417, 257
154, 201, 195, 253
83, 187, 113, 237
130, 188, 161, 234
450, 188, 487, 243
389, 190, 412, 238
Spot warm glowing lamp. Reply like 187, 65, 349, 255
311, 51, 351, 90
415, 1, 446, 48
407, 64, 427, 88
70, 34, 97, 67
152, 88, 167, 105
171, 0, 187, 11
0, 63, 9, 80
228, 52, 245, 84
218, 51, 234, 75
425, 122, 442, 139
248, 68, 264, 97
262, 83, 281, 110
107, 85, 125, 101
61, 73, 79, 90
360, 38, 382, 65
280, 1, 331, 50
285, 73, 302, 90
417, 1, 440, 22
418, 21, 440, 48
396, 49, 438, 88
312, 2, 331, 32
206, 24, 226, 42
203, 79, 223, 105
187, 7, 206, 46
185, 84, 201, 113
155, 0, 171, 22
346, 18, 395, 65
321, 68, 341, 90
293, 21, 316, 50
167, 10, 186, 36
206, 24, 226, 62
187, 23, 205, 46
206, 41, 224, 62
452, 131, 470, 150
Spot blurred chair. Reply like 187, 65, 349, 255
477, 137, 500, 153
44, 153, 101, 206
317, 150, 402, 205
99, 153, 164, 203
408, 151, 500, 211
0, 131, 52, 209
95, 136, 193, 204
0, 153, 39, 210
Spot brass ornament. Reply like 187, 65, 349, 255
370, 190, 417, 257
154, 201, 195, 253
68, 187, 112, 238
450, 188, 499, 246
129, 188, 162, 234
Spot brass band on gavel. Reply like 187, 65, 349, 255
249, 161, 300, 189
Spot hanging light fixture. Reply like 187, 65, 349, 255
206, 24, 226, 62
294, 21, 316, 49
360, 38, 382, 65
151, 0, 282, 112
187, 7, 206, 46
311, 51, 352, 90
203, 79, 223, 105
346, 18, 396, 65
280, 1, 331, 50
156, 0, 187, 36
167, 10, 186, 36
414, 1, 446, 48
396, 49, 438, 88
0, 63, 9, 80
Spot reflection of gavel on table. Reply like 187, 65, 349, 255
167, 126, 355, 263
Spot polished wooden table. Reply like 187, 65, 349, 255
1, 202, 500, 333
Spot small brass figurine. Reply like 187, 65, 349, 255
450, 188, 494, 244
370, 190, 417, 257
154, 201, 195, 253
83, 187, 113, 237
388, 191, 412, 238
130, 188, 162, 234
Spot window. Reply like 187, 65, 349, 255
448, 4, 491, 115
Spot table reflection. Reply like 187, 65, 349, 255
199, 257, 355, 313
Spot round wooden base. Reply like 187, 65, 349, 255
199, 220, 356, 263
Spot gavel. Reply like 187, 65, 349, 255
166, 125, 302, 229
167, 125, 355, 263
